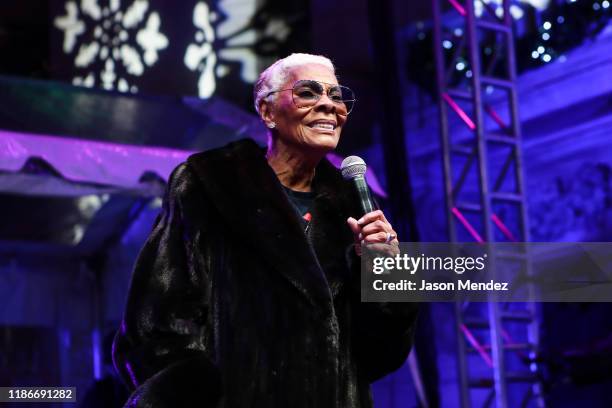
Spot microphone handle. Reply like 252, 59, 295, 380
353, 176, 377, 215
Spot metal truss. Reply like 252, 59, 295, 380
431, 1, 544, 407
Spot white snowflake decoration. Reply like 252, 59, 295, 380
185, 0, 291, 99
184, 2, 218, 98
54, 0, 169, 92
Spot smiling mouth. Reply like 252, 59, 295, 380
307, 121, 336, 131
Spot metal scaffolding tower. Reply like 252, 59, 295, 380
431, 0, 544, 407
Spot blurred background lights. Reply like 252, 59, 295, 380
603, 1, 610, 9
542, 53, 552, 62
520, 0, 551, 10
456, 61, 466, 70
543, 21, 552, 30
542, 32, 550, 40
537, 45, 545, 53
443, 40, 453, 49
510, 5, 525, 19
531, 50, 540, 58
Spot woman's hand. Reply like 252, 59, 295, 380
347, 210, 399, 256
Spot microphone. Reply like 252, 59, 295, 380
341, 156, 377, 216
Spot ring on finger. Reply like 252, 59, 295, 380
385, 232, 396, 244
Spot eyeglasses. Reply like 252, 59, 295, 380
265, 79, 356, 115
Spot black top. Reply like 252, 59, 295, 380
283, 186, 315, 231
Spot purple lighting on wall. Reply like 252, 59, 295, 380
0, 129, 191, 189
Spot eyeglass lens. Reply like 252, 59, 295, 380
292, 80, 355, 114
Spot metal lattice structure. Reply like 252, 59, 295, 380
431, 0, 544, 407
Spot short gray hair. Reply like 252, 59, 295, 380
253, 53, 335, 115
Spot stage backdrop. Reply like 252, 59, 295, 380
49, 0, 311, 110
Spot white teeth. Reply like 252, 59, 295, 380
312, 123, 334, 130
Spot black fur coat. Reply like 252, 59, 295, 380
113, 138, 418, 408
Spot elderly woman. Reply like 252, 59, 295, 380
113, 53, 417, 407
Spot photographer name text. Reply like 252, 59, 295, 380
373, 279, 509, 291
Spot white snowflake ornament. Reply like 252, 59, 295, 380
53, 0, 169, 92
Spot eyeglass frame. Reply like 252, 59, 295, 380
264, 79, 356, 115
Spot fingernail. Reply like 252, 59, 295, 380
357, 218, 364, 225
358, 233, 363, 240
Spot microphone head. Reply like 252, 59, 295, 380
341, 156, 367, 180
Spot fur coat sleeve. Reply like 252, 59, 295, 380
112, 163, 222, 407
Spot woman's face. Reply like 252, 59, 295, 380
264, 64, 348, 154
